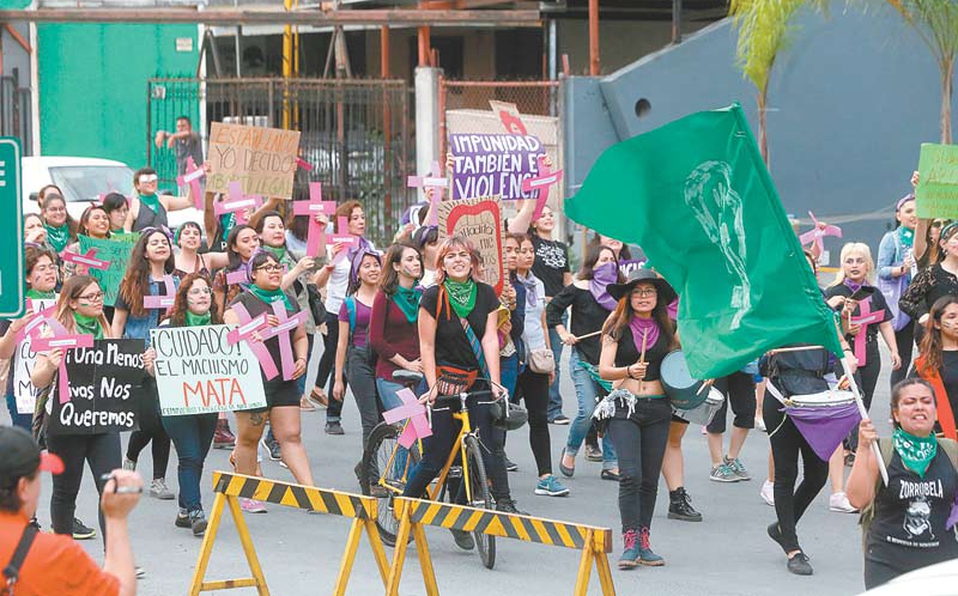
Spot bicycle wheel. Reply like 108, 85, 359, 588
360, 422, 421, 547
464, 435, 496, 570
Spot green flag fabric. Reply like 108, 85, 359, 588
565, 104, 842, 379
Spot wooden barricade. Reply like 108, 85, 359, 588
188, 471, 391, 596
386, 496, 615, 596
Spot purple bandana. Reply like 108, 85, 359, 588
629, 316, 660, 357
516, 271, 539, 308
589, 262, 619, 311
843, 278, 865, 294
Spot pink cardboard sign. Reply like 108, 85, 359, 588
259, 303, 307, 381
521, 156, 564, 221
33, 333, 96, 405
799, 211, 842, 254
381, 388, 432, 448
329, 216, 359, 264
61, 249, 111, 271
143, 276, 176, 310
177, 157, 206, 210
407, 161, 446, 226
850, 298, 886, 368
214, 181, 263, 225
229, 303, 280, 380
292, 183, 336, 257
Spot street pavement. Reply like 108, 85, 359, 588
6, 348, 895, 596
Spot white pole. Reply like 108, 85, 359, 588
840, 355, 889, 486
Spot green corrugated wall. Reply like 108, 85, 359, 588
37, 24, 199, 169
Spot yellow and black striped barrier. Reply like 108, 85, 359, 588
387, 497, 615, 596
188, 471, 391, 596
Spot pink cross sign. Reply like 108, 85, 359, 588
328, 216, 360, 264
521, 156, 564, 221
381, 388, 433, 448
214, 182, 263, 225
292, 183, 336, 257
143, 276, 176, 310
16, 299, 59, 343
61, 249, 111, 272
226, 268, 250, 286
799, 211, 842, 255
34, 332, 95, 405
229, 303, 280, 380
259, 302, 308, 381
850, 298, 886, 367
296, 157, 314, 171
177, 157, 206, 210
407, 161, 447, 226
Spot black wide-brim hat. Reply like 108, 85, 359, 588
607, 268, 678, 305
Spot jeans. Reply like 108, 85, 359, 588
763, 393, 828, 553
296, 334, 314, 397
566, 349, 617, 469
348, 345, 380, 444
606, 398, 671, 532
376, 378, 406, 411
547, 312, 567, 420
126, 378, 171, 480
317, 311, 345, 423
47, 432, 122, 540
501, 353, 519, 398
5, 393, 31, 430
161, 413, 218, 513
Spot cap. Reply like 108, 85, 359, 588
0, 427, 64, 486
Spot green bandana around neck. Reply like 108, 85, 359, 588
263, 244, 288, 263
248, 284, 294, 311
73, 312, 104, 339
893, 427, 938, 478
443, 278, 477, 319
139, 193, 161, 214
27, 288, 55, 300
185, 310, 212, 327
45, 223, 69, 253
392, 285, 422, 324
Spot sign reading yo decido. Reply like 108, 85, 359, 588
206, 122, 301, 200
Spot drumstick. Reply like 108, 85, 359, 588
574, 330, 603, 341
639, 329, 648, 364
767, 345, 827, 355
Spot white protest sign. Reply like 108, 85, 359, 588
12, 298, 56, 414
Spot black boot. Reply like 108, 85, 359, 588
668, 487, 703, 522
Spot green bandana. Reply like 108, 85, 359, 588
264, 244, 288, 263
393, 285, 422, 324
893, 427, 938, 478
139, 193, 161, 214
73, 312, 104, 339
248, 284, 293, 311
45, 223, 69, 253
185, 310, 212, 327
27, 288, 55, 300
443, 279, 477, 319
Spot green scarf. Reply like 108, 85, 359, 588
893, 427, 938, 478
73, 312, 104, 339
264, 244, 288, 263
443, 279, 477, 319
185, 310, 212, 327
139, 193, 161, 214
392, 285, 422, 324
248, 284, 293, 311
27, 288, 55, 300
45, 223, 70, 253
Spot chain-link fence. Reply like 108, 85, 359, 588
147, 77, 415, 247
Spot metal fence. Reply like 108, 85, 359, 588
147, 77, 414, 247
0, 73, 31, 155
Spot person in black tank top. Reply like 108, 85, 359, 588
594, 269, 678, 570
848, 378, 958, 589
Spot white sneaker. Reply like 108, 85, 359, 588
829, 492, 858, 513
239, 498, 267, 514
754, 416, 766, 432
760, 480, 774, 506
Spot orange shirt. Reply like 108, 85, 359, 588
0, 511, 119, 596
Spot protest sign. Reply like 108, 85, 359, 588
916, 143, 958, 219
79, 235, 134, 306
207, 122, 301, 200
150, 324, 267, 416
12, 298, 56, 414
47, 339, 145, 435
449, 133, 546, 201
437, 196, 506, 294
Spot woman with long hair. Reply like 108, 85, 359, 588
370, 242, 423, 410
912, 295, 958, 441
24, 213, 48, 245
595, 269, 678, 568
143, 273, 221, 536
332, 249, 383, 445
30, 276, 118, 539
878, 194, 918, 389
39, 193, 77, 254
313, 199, 374, 435
62, 205, 111, 279
173, 221, 227, 279
901, 222, 958, 337
101, 192, 130, 235
403, 236, 522, 520
212, 224, 260, 315
112, 228, 178, 501
547, 244, 622, 479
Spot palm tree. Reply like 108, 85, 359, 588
881, 1, 958, 143
729, 0, 827, 166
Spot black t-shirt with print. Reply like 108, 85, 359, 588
531, 235, 570, 298
421, 282, 499, 371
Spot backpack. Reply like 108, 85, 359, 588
859, 437, 958, 550
343, 296, 377, 367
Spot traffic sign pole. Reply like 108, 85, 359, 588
0, 137, 24, 318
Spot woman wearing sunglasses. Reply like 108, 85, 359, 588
125, 167, 197, 233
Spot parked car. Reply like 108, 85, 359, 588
23, 156, 203, 232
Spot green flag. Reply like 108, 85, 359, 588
565, 104, 842, 379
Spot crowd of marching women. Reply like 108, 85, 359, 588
4, 168, 958, 591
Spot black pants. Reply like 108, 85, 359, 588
890, 323, 914, 390
47, 432, 122, 539
403, 395, 511, 503
706, 371, 757, 434
763, 393, 828, 553
606, 398, 671, 532
317, 311, 345, 422
513, 367, 552, 476
847, 340, 881, 453
347, 345, 380, 444
126, 379, 171, 480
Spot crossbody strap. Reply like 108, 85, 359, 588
2, 525, 38, 595
437, 286, 490, 379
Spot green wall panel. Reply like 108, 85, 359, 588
38, 24, 198, 170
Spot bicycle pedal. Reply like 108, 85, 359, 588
448, 466, 463, 480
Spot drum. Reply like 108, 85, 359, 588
671, 387, 726, 426
660, 350, 708, 410
784, 389, 857, 408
